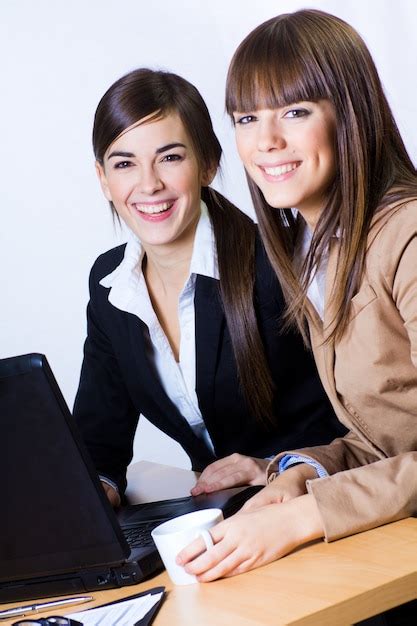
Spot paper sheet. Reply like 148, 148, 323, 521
68, 592, 163, 626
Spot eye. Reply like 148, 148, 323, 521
161, 153, 183, 163
113, 160, 133, 169
283, 108, 310, 119
234, 114, 258, 125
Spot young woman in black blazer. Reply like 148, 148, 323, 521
73, 68, 344, 506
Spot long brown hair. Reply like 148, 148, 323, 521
226, 9, 417, 342
93, 68, 274, 424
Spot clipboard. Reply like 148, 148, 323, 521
73, 586, 166, 626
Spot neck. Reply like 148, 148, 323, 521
299, 210, 320, 232
296, 200, 324, 231
144, 245, 192, 294
142, 219, 198, 295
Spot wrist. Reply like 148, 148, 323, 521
295, 463, 320, 482
290, 494, 325, 543
251, 457, 270, 485
281, 463, 317, 496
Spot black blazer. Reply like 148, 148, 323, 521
73, 239, 345, 492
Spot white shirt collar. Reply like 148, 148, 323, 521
189, 200, 219, 280
100, 199, 219, 295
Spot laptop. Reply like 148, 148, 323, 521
0, 353, 261, 602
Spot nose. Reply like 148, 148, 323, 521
257, 117, 286, 152
137, 165, 164, 195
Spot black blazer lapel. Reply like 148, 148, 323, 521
194, 275, 225, 427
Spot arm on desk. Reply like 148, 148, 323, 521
178, 453, 417, 581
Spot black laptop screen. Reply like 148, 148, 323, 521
0, 354, 129, 582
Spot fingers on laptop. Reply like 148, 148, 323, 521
190, 454, 268, 495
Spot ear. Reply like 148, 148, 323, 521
95, 161, 112, 202
201, 163, 217, 187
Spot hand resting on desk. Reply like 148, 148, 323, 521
190, 453, 269, 495
178, 464, 323, 580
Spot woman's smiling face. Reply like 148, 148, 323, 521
96, 112, 213, 250
233, 100, 337, 227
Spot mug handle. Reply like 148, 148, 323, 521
199, 529, 214, 551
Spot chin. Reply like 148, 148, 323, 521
263, 195, 297, 209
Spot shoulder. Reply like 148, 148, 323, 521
89, 244, 127, 282
367, 198, 417, 277
370, 198, 417, 242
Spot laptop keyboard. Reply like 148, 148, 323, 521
122, 520, 162, 548
119, 486, 264, 549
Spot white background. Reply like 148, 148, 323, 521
1, 0, 416, 468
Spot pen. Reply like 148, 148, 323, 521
0, 595, 93, 619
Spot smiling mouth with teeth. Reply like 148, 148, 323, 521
134, 201, 174, 215
263, 162, 300, 176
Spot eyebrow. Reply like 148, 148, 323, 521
155, 142, 186, 154
107, 150, 134, 159
107, 143, 187, 160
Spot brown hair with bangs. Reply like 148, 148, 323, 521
226, 9, 417, 342
93, 68, 274, 424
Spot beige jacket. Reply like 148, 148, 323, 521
268, 200, 417, 541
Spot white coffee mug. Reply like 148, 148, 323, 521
151, 508, 223, 585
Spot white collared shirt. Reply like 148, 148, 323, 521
297, 222, 341, 320
298, 225, 327, 320
100, 201, 218, 453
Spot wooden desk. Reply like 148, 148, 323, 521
1, 462, 416, 625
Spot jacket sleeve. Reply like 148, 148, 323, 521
268, 430, 381, 477
73, 262, 139, 494
268, 440, 417, 541
268, 222, 417, 541
306, 452, 417, 540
